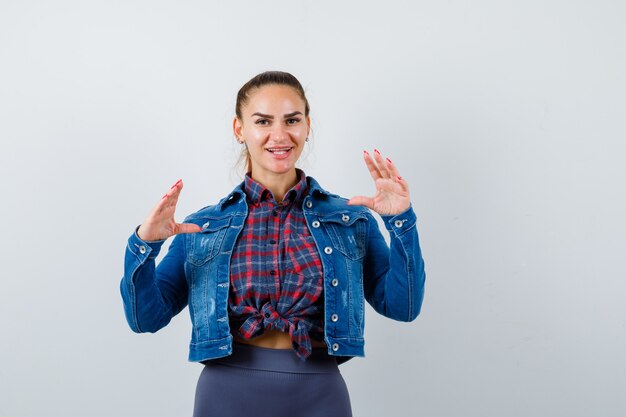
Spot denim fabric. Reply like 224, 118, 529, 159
120, 175, 426, 364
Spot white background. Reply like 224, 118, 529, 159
1, 1, 625, 416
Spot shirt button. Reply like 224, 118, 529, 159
331, 314, 338, 322
342, 214, 350, 222
394, 220, 404, 228
270, 270, 276, 275
312, 220, 320, 228
138, 245, 146, 254
324, 247, 333, 255
306, 201, 313, 208
264, 313, 270, 318
202, 221, 210, 228
332, 343, 339, 352
331, 278, 338, 287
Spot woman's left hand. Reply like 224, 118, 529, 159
347, 149, 411, 216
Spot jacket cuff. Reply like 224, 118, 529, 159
379, 204, 417, 236
127, 225, 167, 260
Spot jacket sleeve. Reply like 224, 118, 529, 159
119, 226, 188, 333
362, 204, 426, 322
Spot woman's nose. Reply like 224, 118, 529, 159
270, 125, 288, 140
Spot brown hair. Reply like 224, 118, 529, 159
235, 71, 311, 173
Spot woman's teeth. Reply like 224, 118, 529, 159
267, 147, 292, 154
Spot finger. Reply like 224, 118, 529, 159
167, 179, 184, 209
363, 150, 382, 180
152, 194, 172, 217
153, 179, 183, 216
373, 149, 391, 178
347, 195, 374, 210
384, 156, 409, 191
159, 180, 183, 214
158, 179, 182, 202
396, 175, 410, 193
175, 222, 203, 235
152, 180, 180, 213
385, 155, 400, 177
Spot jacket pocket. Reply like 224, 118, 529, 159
188, 217, 232, 265
319, 212, 368, 260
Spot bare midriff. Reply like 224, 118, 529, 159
231, 328, 327, 350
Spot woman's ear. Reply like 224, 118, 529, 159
233, 116, 243, 141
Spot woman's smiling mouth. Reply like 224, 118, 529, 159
265, 146, 294, 157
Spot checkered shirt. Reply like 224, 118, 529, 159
228, 169, 325, 360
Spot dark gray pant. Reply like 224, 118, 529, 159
193, 342, 353, 417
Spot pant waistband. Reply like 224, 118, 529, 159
202, 342, 338, 374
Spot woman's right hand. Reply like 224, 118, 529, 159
136, 179, 203, 242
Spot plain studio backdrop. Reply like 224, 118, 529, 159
1, 1, 625, 416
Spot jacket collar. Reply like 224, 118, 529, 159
305, 175, 331, 197
243, 168, 308, 206
218, 171, 331, 211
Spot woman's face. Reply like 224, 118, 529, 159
233, 84, 310, 181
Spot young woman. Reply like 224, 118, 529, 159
120, 71, 426, 417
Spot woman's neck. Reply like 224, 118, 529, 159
250, 169, 299, 203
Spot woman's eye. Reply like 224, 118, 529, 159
286, 118, 301, 125
255, 119, 269, 125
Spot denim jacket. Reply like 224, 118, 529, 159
120, 175, 426, 364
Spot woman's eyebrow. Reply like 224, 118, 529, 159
251, 111, 303, 118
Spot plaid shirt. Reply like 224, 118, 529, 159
228, 169, 325, 360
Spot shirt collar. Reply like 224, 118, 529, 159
243, 168, 309, 205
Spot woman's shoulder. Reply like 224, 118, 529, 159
306, 176, 372, 217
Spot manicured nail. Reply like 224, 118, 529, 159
171, 179, 182, 189
386, 157, 392, 164
363, 150, 370, 156
397, 176, 402, 181
374, 149, 380, 155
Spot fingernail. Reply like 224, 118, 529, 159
374, 149, 380, 155
171, 179, 182, 189
363, 150, 369, 156
397, 176, 402, 181
386, 157, 392, 164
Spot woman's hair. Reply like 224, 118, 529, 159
235, 71, 311, 174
